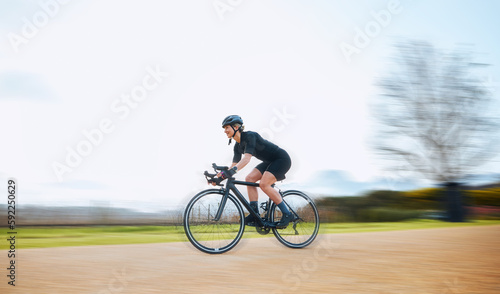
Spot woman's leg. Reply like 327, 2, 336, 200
260, 171, 293, 227
246, 168, 262, 202
259, 172, 282, 204
244, 169, 263, 225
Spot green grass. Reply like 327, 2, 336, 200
2, 220, 499, 249
318, 219, 500, 234
1, 225, 186, 249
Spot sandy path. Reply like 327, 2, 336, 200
2, 225, 499, 293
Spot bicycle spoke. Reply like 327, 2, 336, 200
272, 191, 319, 248
184, 191, 244, 254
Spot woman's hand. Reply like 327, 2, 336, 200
211, 173, 222, 186
220, 167, 237, 180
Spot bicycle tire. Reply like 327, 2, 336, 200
183, 189, 245, 254
271, 190, 319, 248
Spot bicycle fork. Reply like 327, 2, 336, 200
212, 189, 230, 222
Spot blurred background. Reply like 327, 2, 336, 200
0, 0, 499, 224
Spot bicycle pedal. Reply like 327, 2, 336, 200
245, 221, 258, 227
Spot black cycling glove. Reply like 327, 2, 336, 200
220, 167, 237, 179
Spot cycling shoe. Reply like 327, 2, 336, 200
275, 213, 294, 229
245, 214, 257, 226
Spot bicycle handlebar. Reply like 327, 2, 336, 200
212, 163, 229, 172
203, 163, 231, 186
204, 169, 224, 186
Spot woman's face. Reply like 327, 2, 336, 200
224, 125, 235, 138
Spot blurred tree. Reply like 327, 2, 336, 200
375, 40, 498, 183
374, 40, 499, 221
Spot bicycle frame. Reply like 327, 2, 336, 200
213, 177, 275, 227
185, 166, 320, 253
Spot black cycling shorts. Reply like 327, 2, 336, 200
255, 148, 291, 181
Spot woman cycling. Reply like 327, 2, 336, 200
218, 115, 293, 228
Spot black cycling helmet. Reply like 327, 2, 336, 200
222, 115, 243, 128
222, 115, 243, 145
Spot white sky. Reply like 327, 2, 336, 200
1, 0, 499, 211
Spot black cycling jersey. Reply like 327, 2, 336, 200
233, 131, 291, 181
232, 131, 280, 163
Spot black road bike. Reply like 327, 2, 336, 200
183, 164, 320, 254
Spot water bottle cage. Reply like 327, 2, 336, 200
260, 202, 268, 211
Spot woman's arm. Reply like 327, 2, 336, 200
234, 153, 252, 171
216, 153, 252, 180
228, 153, 252, 171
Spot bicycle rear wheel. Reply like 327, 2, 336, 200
271, 190, 319, 248
183, 189, 244, 254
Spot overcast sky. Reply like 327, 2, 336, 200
1, 0, 499, 211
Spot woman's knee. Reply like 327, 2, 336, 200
246, 171, 262, 182
259, 180, 273, 191
259, 181, 268, 191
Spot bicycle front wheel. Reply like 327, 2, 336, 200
271, 190, 319, 248
183, 189, 245, 254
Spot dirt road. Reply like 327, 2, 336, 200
2, 225, 499, 293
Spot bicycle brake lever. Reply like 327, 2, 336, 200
208, 178, 223, 186
205, 171, 223, 186
204, 171, 217, 178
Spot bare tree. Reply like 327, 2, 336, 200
374, 40, 499, 184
